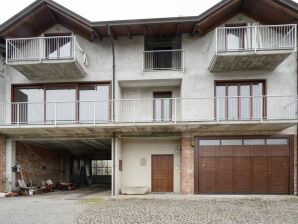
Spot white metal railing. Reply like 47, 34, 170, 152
0, 96, 297, 126
143, 49, 184, 71
214, 24, 297, 53
6, 36, 87, 66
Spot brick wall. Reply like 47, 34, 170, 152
180, 137, 194, 194
0, 136, 6, 192
16, 142, 60, 186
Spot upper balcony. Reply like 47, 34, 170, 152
6, 36, 87, 79
209, 24, 297, 72
0, 95, 297, 138
143, 49, 184, 72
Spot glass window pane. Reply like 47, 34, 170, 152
154, 99, 162, 121
108, 160, 112, 168
221, 139, 242, 145
97, 160, 102, 167
267, 139, 288, 145
107, 168, 112, 175
216, 85, 226, 120
243, 139, 265, 145
252, 83, 263, 119
240, 85, 250, 120
228, 85, 238, 120
15, 87, 44, 124
46, 87, 76, 123
199, 140, 220, 146
79, 85, 110, 123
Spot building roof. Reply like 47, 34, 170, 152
0, 0, 297, 40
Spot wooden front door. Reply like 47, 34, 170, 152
151, 155, 173, 192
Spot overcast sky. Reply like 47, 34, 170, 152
0, 0, 222, 24
1, 0, 297, 24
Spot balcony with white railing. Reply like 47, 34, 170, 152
143, 49, 184, 72
6, 36, 88, 79
209, 24, 297, 72
0, 96, 297, 130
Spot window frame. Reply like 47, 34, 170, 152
224, 23, 247, 51
91, 160, 112, 176
153, 91, 173, 121
12, 82, 111, 124
214, 80, 266, 120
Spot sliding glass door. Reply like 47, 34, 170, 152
215, 81, 264, 120
13, 83, 110, 124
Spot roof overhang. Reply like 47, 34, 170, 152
0, 0, 297, 41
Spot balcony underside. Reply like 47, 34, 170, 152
209, 50, 292, 72
9, 60, 86, 80
0, 120, 296, 139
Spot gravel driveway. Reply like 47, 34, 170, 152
76, 195, 298, 224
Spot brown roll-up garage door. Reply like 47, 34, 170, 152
196, 138, 290, 194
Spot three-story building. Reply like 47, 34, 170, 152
0, 0, 297, 195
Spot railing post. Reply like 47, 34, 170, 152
93, 101, 96, 125
133, 100, 136, 124
16, 103, 19, 127
54, 102, 57, 126
215, 28, 218, 54
39, 37, 42, 62
174, 98, 177, 124
216, 97, 220, 123
5, 40, 8, 64
73, 36, 76, 59
254, 26, 257, 53
260, 96, 263, 122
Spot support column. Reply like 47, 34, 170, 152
5, 139, 16, 192
0, 136, 6, 192
112, 137, 122, 196
180, 137, 194, 194
115, 137, 122, 195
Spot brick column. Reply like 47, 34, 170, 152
294, 135, 297, 195
180, 137, 194, 194
0, 136, 6, 192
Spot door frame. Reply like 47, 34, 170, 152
151, 154, 174, 192
194, 135, 294, 194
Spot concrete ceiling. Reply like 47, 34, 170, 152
20, 138, 111, 159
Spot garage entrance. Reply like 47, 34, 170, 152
14, 139, 112, 195
195, 137, 293, 194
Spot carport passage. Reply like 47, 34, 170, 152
15, 139, 112, 191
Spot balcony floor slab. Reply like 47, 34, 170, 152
0, 120, 296, 139
210, 50, 292, 72
9, 59, 86, 80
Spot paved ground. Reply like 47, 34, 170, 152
1, 190, 298, 224
76, 194, 298, 224
0, 185, 110, 224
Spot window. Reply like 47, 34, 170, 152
13, 83, 110, 124
79, 85, 110, 122
215, 81, 265, 120
153, 92, 172, 121
14, 86, 44, 124
44, 33, 73, 59
144, 36, 182, 70
91, 160, 112, 176
225, 24, 246, 51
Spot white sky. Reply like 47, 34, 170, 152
0, 0, 222, 24
1, 0, 297, 25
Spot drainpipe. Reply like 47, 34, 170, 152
296, 35, 298, 196
108, 25, 116, 196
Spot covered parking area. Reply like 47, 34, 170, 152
6, 137, 112, 195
